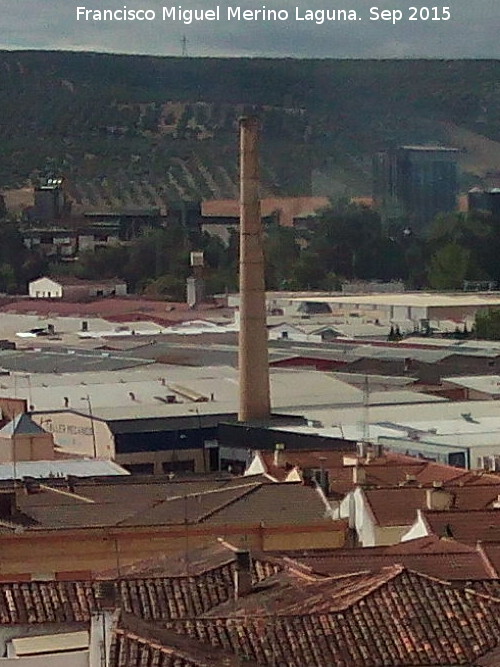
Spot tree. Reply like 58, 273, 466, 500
427, 243, 470, 290
264, 225, 300, 289
475, 309, 500, 341
308, 200, 384, 280
427, 211, 494, 282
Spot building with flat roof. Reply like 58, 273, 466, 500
286, 291, 500, 329
374, 145, 459, 229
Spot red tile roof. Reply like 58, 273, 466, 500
112, 612, 255, 667
168, 567, 500, 665
0, 298, 234, 325
257, 449, 497, 496
0, 563, 277, 626
284, 536, 498, 581
0, 478, 331, 532
364, 484, 500, 527
423, 508, 500, 545
4, 545, 500, 665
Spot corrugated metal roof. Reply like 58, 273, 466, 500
0, 459, 129, 479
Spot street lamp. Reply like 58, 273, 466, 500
80, 395, 97, 458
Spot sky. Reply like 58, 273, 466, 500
0, 0, 498, 59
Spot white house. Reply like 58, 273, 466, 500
28, 276, 127, 300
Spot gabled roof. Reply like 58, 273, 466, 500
283, 535, 498, 581
363, 483, 500, 527
422, 508, 500, 544
168, 567, 500, 665
0, 477, 334, 532
256, 448, 500, 498
112, 612, 255, 667
0, 413, 46, 437
0, 558, 278, 626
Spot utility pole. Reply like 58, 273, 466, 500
81, 395, 97, 458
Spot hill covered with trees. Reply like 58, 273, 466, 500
0, 52, 499, 206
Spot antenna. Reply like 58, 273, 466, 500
181, 35, 188, 57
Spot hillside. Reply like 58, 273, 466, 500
1, 51, 499, 207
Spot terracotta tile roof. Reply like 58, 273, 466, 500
285, 536, 497, 581
0, 581, 97, 624
258, 449, 497, 496
200, 483, 331, 526
477, 542, 500, 578
465, 579, 500, 598
111, 612, 254, 667
364, 484, 500, 527
423, 508, 500, 544
0, 297, 234, 325
118, 562, 279, 622
97, 542, 280, 580
168, 568, 500, 665
3, 478, 331, 531
0, 550, 280, 625
5, 555, 500, 665
111, 631, 205, 667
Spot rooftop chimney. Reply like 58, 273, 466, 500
94, 581, 118, 611
426, 485, 453, 511
233, 548, 252, 599
353, 464, 366, 486
238, 116, 271, 422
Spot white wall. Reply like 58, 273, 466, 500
340, 487, 412, 547
401, 511, 431, 542
244, 453, 266, 476
28, 278, 62, 299
31, 412, 115, 459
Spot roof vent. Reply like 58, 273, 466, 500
461, 412, 479, 424
129, 392, 136, 401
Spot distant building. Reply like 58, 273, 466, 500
33, 178, 69, 222
0, 413, 55, 463
28, 276, 127, 300
373, 146, 459, 229
468, 187, 500, 218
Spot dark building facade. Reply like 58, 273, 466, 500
33, 178, 68, 222
373, 146, 459, 230
468, 188, 500, 219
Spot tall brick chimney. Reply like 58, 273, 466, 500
238, 116, 271, 422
